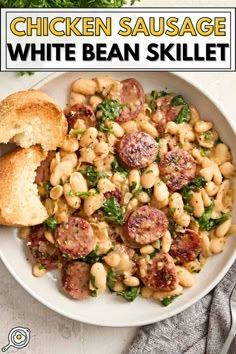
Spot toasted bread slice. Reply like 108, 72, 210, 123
0, 147, 49, 226
0, 89, 68, 150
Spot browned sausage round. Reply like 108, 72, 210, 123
170, 229, 201, 263
122, 206, 168, 248
61, 261, 90, 300
153, 95, 182, 133
119, 132, 158, 169
65, 104, 96, 131
27, 225, 60, 269
141, 253, 178, 291
55, 216, 96, 259
35, 151, 55, 185
159, 149, 196, 191
116, 78, 145, 122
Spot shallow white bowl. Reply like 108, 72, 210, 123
0, 72, 235, 327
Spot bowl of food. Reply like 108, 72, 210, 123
0, 72, 235, 327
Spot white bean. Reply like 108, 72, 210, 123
215, 217, 232, 238
94, 141, 109, 157
89, 95, 103, 110
137, 191, 151, 204
220, 162, 236, 178
44, 230, 54, 244
210, 237, 225, 254
189, 105, 200, 125
90, 262, 107, 293
79, 148, 96, 163
63, 183, 81, 209
213, 165, 223, 185
205, 181, 219, 196
176, 266, 196, 287
169, 193, 184, 218
152, 285, 183, 300
153, 181, 169, 208
70, 172, 88, 193
128, 169, 141, 190
121, 120, 138, 134
80, 127, 98, 147
83, 193, 104, 216
104, 252, 121, 267
111, 122, 124, 138
72, 78, 97, 96
162, 231, 172, 253
140, 245, 154, 255
124, 276, 140, 287
212, 143, 231, 165
32, 263, 47, 277
50, 185, 63, 200
141, 287, 154, 299
50, 160, 74, 186
139, 121, 158, 138
191, 191, 204, 217
201, 188, 212, 207
200, 231, 211, 257
174, 213, 191, 227
97, 178, 115, 194
141, 163, 159, 189
95, 76, 114, 92
194, 120, 213, 133
200, 166, 214, 182
166, 121, 179, 135
69, 91, 86, 106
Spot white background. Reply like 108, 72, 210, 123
0, 0, 236, 353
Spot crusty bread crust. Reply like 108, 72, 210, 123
0, 89, 68, 151
0, 146, 49, 226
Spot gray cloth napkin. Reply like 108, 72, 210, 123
128, 262, 236, 354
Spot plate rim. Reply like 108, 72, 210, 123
1, 71, 236, 327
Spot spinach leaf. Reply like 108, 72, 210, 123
44, 216, 58, 231
197, 202, 230, 231
171, 95, 187, 106
181, 176, 207, 200
117, 287, 140, 301
80, 166, 107, 187
111, 158, 130, 176
161, 295, 179, 306
149, 90, 169, 112
96, 100, 123, 132
175, 105, 191, 124
43, 181, 52, 194
83, 244, 101, 265
171, 95, 191, 124
103, 197, 124, 225
107, 270, 116, 291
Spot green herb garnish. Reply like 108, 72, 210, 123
197, 202, 230, 231
43, 181, 52, 194
149, 90, 169, 112
96, 100, 123, 132
171, 95, 191, 124
103, 197, 124, 225
107, 270, 116, 291
44, 216, 58, 231
161, 295, 179, 306
117, 287, 140, 302
83, 244, 101, 265
181, 176, 207, 200
111, 158, 130, 176
80, 166, 107, 188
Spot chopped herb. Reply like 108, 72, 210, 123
67, 190, 96, 198
144, 188, 152, 197
59, 177, 64, 186
201, 131, 212, 140
199, 147, 209, 157
83, 244, 101, 265
184, 203, 194, 215
190, 267, 201, 273
149, 248, 161, 258
43, 181, 52, 194
90, 290, 97, 297
161, 295, 179, 306
90, 274, 97, 288
181, 176, 207, 200
107, 270, 116, 291
16, 71, 34, 76
171, 95, 187, 107
103, 197, 124, 225
96, 100, 123, 132
38, 264, 46, 270
117, 287, 140, 302
80, 166, 107, 187
111, 158, 130, 176
175, 105, 191, 124
71, 128, 85, 137
170, 95, 191, 124
149, 90, 169, 112
61, 253, 71, 260
197, 202, 230, 231
44, 216, 58, 231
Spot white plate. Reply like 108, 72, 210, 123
0, 72, 236, 327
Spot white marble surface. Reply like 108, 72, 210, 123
1, 0, 236, 353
